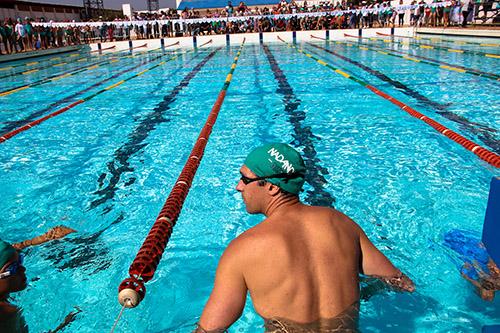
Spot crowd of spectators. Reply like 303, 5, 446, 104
408, 0, 494, 27
0, 17, 81, 55
0, 0, 497, 54
124, 0, 495, 38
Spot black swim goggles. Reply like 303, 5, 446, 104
239, 172, 304, 185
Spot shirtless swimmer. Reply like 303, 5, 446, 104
195, 143, 415, 332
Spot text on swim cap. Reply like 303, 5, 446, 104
267, 148, 295, 173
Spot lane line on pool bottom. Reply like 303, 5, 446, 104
0, 43, 214, 144
279, 37, 500, 168
262, 44, 336, 207
0, 42, 183, 135
0, 45, 164, 98
339, 34, 500, 81
307, 39, 499, 153
376, 32, 500, 48
90, 47, 220, 210
116, 40, 246, 311
307, 41, 448, 111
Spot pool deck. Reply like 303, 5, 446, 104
90, 27, 416, 52
90, 27, 500, 52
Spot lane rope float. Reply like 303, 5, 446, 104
90, 45, 116, 53
0, 44, 150, 80
116, 39, 245, 312
279, 37, 500, 168
307, 37, 448, 110
308, 36, 500, 153
0, 44, 164, 97
334, 34, 500, 81
0, 42, 182, 135
344, 33, 500, 59
0, 41, 211, 143
376, 32, 500, 48
0, 45, 118, 75
0, 49, 83, 71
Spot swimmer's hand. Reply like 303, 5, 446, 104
12, 225, 76, 250
47, 306, 82, 333
376, 272, 415, 293
47, 226, 76, 239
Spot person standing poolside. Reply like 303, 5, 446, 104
461, 0, 473, 27
397, 0, 405, 26
195, 143, 415, 332
14, 18, 26, 52
23, 18, 33, 51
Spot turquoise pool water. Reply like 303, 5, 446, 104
0, 36, 499, 332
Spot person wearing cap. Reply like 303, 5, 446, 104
0, 240, 28, 332
0, 226, 77, 331
195, 143, 414, 332
0, 233, 80, 333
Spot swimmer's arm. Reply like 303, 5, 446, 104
358, 228, 415, 292
12, 225, 76, 250
196, 241, 247, 333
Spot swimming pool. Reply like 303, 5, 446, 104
0, 34, 499, 332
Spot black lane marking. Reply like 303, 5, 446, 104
309, 43, 499, 154
308, 43, 449, 111
262, 45, 335, 207
436, 111, 499, 153
0, 52, 178, 135
43, 213, 124, 273
89, 48, 219, 210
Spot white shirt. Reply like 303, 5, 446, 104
15, 23, 25, 37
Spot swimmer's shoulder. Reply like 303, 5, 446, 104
0, 302, 18, 321
303, 205, 358, 225
223, 219, 288, 265
217, 226, 277, 276
303, 205, 363, 237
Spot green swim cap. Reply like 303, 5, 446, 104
0, 240, 16, 269
244, 143, 306, 195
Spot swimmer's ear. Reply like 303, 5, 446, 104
267, 183, 281, 196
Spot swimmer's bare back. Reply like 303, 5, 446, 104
198, 204, 413, 331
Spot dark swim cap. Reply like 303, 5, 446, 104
0, 240, 16, 269
244, 143, 306, 195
